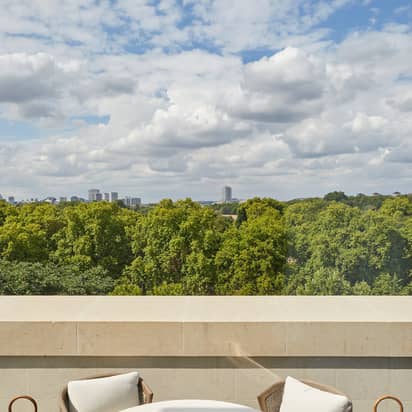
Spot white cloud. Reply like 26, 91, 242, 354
226, 47, 325, 124
1, 2, 412, 201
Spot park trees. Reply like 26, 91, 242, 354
284, 198, 411, 294
52, 202, 134, 276
215, 201, 287, 295
0, 195, 411, 296
116, 199, 230, 294
0, 203, 64, 262
0, 259, 113, 295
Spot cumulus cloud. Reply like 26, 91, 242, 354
226, 48, 325, 123
0, 53, 68, 103
1, 1, 412, 200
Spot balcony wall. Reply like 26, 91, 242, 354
0, 296, 411, 412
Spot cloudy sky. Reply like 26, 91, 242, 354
1, 0, 412, 202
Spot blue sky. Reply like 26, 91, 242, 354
0, 0, 412, 201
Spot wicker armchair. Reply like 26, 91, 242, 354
60, 373, 153, 412
257, 379, 352, 412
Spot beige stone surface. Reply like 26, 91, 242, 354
390, 323, 412, 355
0, 320, 411, 356
286, 322, 346, 356
343, 323, 393, 356
183, 322, 287, 356
336, 367, 390, 400
77, 322, 183, 356
0, 297, 411, 357
389, 367, 412, 401
0, 322, 77, 355
1, 296, 412, 322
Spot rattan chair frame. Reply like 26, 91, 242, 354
59, 373, 153, 412
257, 379, 352, 412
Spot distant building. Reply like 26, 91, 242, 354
104, 192, 110, 201
59, 197, 67, 203
8, 196, 15, 204
88, 189, 100, 202
95, 192, 103, 201
124, 196, 141, 208
222, 186, 232, 203
44, 197, 56, 204
110, 192, 118, 202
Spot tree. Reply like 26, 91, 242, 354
324, 191, 348, 202
283, 198, 328, 265
0, 259, 113, 295
0, 201, 14, 226
52, 202, 134, 276
295, 268, 352, 295
110, 283, 142, 296
0, 203, 64, 262
380, 197, 412, 219
121, 199, 230, 294
151, 282, 185, 295
352, 281, 372, 295
215, 207, 287, 295
284, 200, 410, 289
236, 197, 284, 226
372, 273, 403, 295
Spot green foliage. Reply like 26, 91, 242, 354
0, 259, 113, 295
296, 268, 352, 296
237, 197, 284, 226
324, 191, 348, 202
0, 195, 411, 296
371, 273, 404, 295
215, 207, 287, 295
209, 202, 239, 215
380, 197, 412, 218
284, 197, 412, 295
0, 201, 14, 225
52, 202, 134, 276
121, 198, 230, 294
152, 282, 185, 295
352, 281, 372, 295
0, 203, 64, 262
110, 283, 142, 296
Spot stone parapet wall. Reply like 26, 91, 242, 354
0, 297, 411, 411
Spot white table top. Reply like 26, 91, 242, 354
120, 399, 260, 412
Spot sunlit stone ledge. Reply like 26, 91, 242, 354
0, 296, 411, 357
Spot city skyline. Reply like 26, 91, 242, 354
0, 185, 237, 204
1, 185, 410, 205
0, 1, 412, 201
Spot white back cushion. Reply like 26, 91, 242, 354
279, 376, 351, 412
68, 371, 140, 412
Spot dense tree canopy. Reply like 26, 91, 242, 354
0, 194, 411, 295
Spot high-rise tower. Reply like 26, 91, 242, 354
222, 186, 232, 203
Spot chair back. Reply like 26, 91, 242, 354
59, 373, 153, 412
9, 396, 38, 412
257, 379, 351, 412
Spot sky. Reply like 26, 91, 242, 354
1, 0, 412, 202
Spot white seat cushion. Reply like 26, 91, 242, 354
68, 371, 140, 412
279, 376, 351, 412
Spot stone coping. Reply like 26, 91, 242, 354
1, 296, 412, 322
0, 297, 411, 357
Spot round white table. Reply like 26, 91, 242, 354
120, 399, 260, 412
